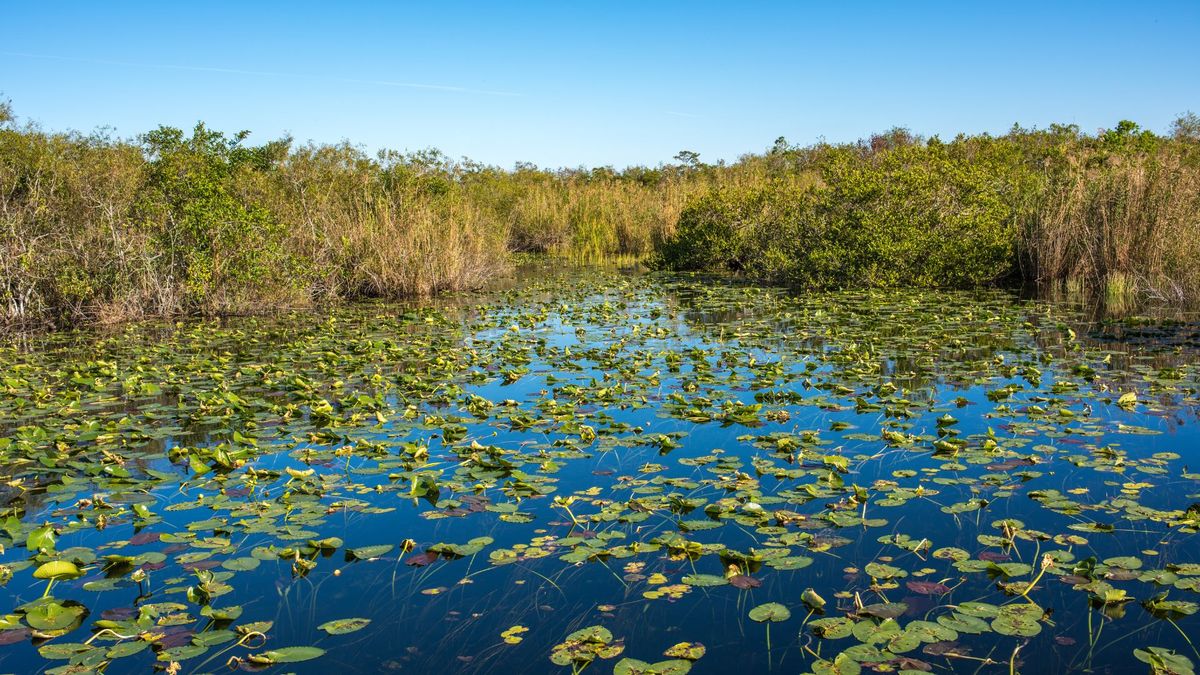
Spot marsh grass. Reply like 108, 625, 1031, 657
660, 120, 1200, 300
1021, 148, 1200, 302
3, 100, 1200, 331
0, 104, 716, 330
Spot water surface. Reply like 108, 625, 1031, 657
2, 268, 1199, 674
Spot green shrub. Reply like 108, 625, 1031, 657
658, 141, 1025, 288
4, 98, 1200, 331
138, 124, 302, 312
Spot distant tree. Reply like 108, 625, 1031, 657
404, 147, 451, 174
1100, 120, 1158, 152
1172, 112, 1200, 142
867, 127, 921, 153
1049, 123, 1082, 140
459, 157, 487, 174
673, 150, 702, 170
590, 165, 616, 181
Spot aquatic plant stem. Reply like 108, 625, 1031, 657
1168, 618, 1200, 661
1019, 552, 1053, 602
765, 623, 772, 670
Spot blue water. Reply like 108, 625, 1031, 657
2, 269, 1198, 674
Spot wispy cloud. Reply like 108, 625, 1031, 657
0, 51, 520, 97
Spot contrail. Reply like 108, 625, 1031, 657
0, 51, 521, 97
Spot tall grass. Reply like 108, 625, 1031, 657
462, 168, 698, 259
658, 120, 1200, 300
3, 96, 1199, 332
262, 143, 511, 300
0, 107, 694, 329
1020, 146, 1200, 301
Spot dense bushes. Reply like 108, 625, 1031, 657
1, 123, 150, 324
657, 121, 1200, 297
0, 107, 695, 329
138, 124, 301, 312
661, 144, 1025, 288
3, 95, 1199, 331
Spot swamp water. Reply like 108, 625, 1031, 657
1, 268, 1199, 674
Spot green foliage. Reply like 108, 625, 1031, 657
659, 141, 1023, 287
0, 103, 705, 329
1099, 119, 1160, 153
138, 123, 297, 309
3, 100, 1200, 330
657, 121, 1200, 295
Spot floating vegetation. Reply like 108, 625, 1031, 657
0, 268, 1198, 673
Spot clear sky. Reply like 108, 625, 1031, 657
2, 1, 1198, 168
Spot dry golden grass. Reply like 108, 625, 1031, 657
4, 111, 1200, 332
1022, 149, 1200, 301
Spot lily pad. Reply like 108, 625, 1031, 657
318, 618, 372, 635
748, 602, 791, 622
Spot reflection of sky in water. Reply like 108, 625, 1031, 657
2, 268, 1199, 674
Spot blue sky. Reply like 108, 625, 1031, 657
2, 1, 1197, 168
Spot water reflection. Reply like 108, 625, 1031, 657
0, 266, 1198, 674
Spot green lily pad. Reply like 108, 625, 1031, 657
33, 560, 82, 580
346, 545, 393, 560
748, 602, 791, 622
318, 617, 372, 635
249, 646, 327, 664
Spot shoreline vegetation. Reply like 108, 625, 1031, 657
2, 96, 1199, 331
